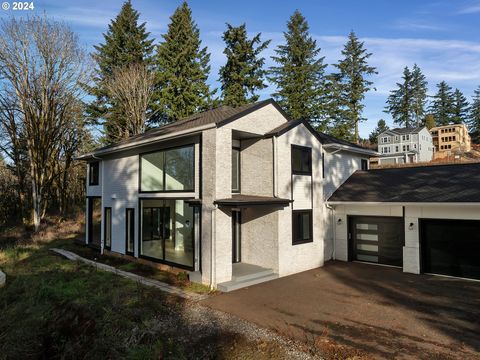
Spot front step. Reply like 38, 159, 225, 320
217, 273, 278, 292
232, 267, 274, 282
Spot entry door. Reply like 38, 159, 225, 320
349, 216, 404, 267
232, 210, 241, 263
421, 219, 480, 280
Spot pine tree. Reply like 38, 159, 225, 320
219, 24, 270, 107
369, 119, 389, 144
451, 88, 469, 124
410, 64, 428, 126
429, 81, 455, 126
89, 0, 154, 143
424, 114, 436, 129
269, 10, 327, 129
385, 66, 414, 128
154, 1, 216, 123
468, 86, 480, 142
332, 31, 377, 142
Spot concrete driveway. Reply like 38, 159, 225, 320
202, 261, 480, 359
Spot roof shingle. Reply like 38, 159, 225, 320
328, 162, 480, 203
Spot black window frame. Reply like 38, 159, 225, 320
104, 207, 112, 250
232, 146, 241, 193
292, 209, 313, 245
361, 159, 368, 171
89, 161, 99, 186
291, 145, 312, 175
139, 143, 195, 193
321, 152, 325, 178
125, 208, 135, 255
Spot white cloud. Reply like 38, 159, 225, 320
458, 2, 480, 14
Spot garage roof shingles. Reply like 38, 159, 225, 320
328, 163, 480, 203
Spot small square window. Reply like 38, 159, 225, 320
89, 162, 99, 186
292, 210, 313, 245
292, 146, 312, 175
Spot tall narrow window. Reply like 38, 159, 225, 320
321, 152, 325, 178
292, 210, 313, 245
89, 162, 99, 186
292, 145, 312, 175
104, 207, 112, 250
126, 208, 135, 255
361, 159, 368, 171
232, 147, 240, 193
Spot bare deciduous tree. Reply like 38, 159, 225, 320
0, 16, 89, 231
104, 63, 155, 140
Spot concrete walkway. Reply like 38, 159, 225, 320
51, 248, 208, 301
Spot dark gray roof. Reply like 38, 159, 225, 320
386, 127, 424, 135
328, 162, 480, 203
89, 100, 273, 155
264, 119, 374, 153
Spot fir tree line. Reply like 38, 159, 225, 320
89, 1, 378, 144
383, 64, 480, 142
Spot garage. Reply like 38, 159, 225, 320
420, 219, 480, 280
348, 216, 404, 267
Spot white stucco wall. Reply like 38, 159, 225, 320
240, 138, 273, 197
223, 103, 287, 135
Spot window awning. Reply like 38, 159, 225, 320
214, 194, 292, 208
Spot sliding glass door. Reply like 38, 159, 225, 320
140, 199, 194, 269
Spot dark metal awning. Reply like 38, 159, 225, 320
214, 194, 292, 208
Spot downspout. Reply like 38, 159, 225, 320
325, 203, 336, 260
210, 205, 217, 290
273, 136, 279, 197
100, 157, 105, 255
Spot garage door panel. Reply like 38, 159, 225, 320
350, 216, 404, 267
421, 219, 480, 280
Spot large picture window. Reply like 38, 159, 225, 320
140, 145, 194, 192
292, 210, 312, 245
292, 145, 312, 175
140, 199, 194, 269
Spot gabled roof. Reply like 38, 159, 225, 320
328, 162, 480, 203
77, 99, 280, 159
264, 119, 378, 156
380, 127, 425, 136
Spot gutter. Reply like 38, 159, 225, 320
76, 123, 216, 160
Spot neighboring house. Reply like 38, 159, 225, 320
375, 127, 434, 165
430, 124, 471, 157
327, 163, 480, 280
78, 99, 375, 291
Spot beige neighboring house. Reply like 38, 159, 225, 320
430, 124, 471, 158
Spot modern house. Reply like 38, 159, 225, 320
430, 124, 471, 157
78, 99, 375, 291
78, 100, 480, 288
375, 127, 434, 165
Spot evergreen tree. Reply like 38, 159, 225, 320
219, 24, 270, 107
424, 114, 436, 129
451, 88, 469, 124
385, 66, 414, 128
269, 10, 327, 129
154, 1, 216, 123
369, 119, 389, 144
332, 31, 377, 142
468, 86, 480, 142
89, 0, 154, 143
410, 64, 428, 126
429, 81, 455, 126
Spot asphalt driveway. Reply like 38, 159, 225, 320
202, 261, 480, 359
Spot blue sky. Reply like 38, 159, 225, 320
2, 0, 480, 137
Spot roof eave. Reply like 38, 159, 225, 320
323, 143, 378, 156
326, 201, 480, 206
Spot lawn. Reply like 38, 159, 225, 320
0, 219, 308, 359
